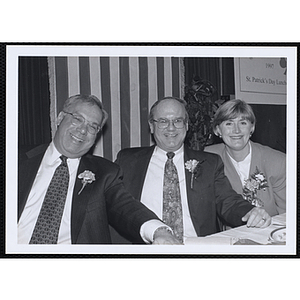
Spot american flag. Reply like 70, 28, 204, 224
48, 56, 184, 161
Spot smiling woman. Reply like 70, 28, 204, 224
215, 116, 255, 161
205, 99, 286, 217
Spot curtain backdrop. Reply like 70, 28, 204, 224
19, 57, 51, 149
184, 57, 222, 100
48, 56, 184, 161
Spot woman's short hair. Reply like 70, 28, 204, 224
212, 99, 256, 130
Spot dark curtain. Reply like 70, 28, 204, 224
251, 104, 286, 153
18, 57, 51, 153
220, 58, 235, 95
184, 57, 235, 98
185, 58, 219, 100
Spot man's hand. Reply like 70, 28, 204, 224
152, 227, 182, 245
242, 207, 271, 228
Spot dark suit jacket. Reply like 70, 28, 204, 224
114, 145, 254, 241
18, 144, 159, 244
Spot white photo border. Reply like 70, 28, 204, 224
6, 44, 297, 256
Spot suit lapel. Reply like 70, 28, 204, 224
249, 142, 262, 175
221, 147, 244, 194
71, 156, 97, 243
18, 145, 47, 220
183, 146, 207, 235
128, 146, 155, 200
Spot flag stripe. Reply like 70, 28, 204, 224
156, 57, 165, 99
119, 57, 131, 149
147, 58, 158, 145
129, 57, 141, 147
67, 57, 80, 96
110, 57, 121, 160
49, 56, 183, 160
89, 57, 103, 157
147, 57, 157, 109
139, 57, 150, 147
164, 57, 172, 96
79, 57, 91, 95
99, 57, 113, 161
172, 57, 181, 97
55, 57, 69, 113
89, 57, 102, 100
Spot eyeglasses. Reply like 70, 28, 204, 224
63, 111, 101, 135
152, 118, 187, 129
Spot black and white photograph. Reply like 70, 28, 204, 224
5, 45, 297, 256
2, 0, 300, 297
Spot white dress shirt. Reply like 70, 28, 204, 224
18, 142, 80, 244
18, 142, 164, 244
141, 146, 197, 241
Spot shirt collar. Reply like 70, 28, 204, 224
46, 141, 81, 165
155, 145, 184, 156
154, 145, 184, 163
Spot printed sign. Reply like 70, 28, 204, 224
235, 58, 287, 104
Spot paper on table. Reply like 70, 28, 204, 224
184, 213, 286, 245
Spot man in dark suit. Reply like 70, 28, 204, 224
114, 96, 271, 243
18, 94, 179, 245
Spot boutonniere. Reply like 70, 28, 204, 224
243, 167, 268, 207
185, 159, 205, 189
78, 170, 95, 195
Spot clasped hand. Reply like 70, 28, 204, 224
152, 227, 182, 245
242, 207, 271, 228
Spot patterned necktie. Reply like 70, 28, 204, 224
30, 155, 69, 244
162, 152, 184, 243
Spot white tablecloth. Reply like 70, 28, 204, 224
185, 213, 286, 245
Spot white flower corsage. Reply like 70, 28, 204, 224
78, 170, 95, 195
185, 159, 200, 189
243, 167, 268, 207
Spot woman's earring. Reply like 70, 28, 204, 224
250, 131, 253, 137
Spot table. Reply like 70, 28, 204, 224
185, 213, 286, 245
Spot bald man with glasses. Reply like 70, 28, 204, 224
114, 96, 271, 244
